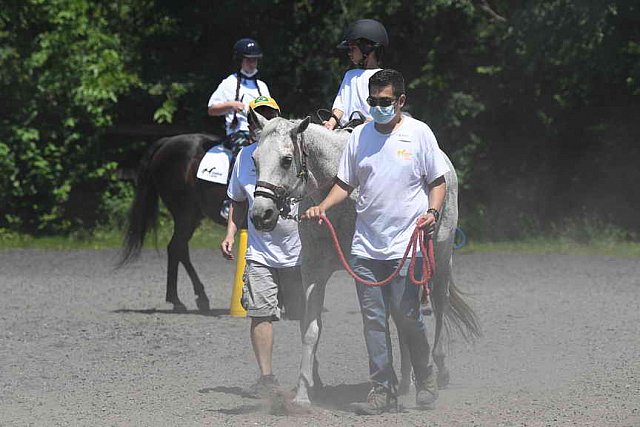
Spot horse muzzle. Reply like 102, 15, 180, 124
250, 197, 279, 231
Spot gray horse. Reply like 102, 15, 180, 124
249, 112, 480, 406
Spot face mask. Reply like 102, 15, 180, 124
369, 105, 396, 124
241, 68, 258, 78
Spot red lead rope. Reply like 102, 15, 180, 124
319, 214, 436, 297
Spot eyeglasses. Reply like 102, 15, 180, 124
366, 96, 397, 107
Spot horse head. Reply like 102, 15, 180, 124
250, 112, 311, 231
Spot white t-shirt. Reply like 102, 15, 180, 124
227, 143, 301, 268
331, 68, 381, 126
337, 116, 450, 260
208, 73, 270, 135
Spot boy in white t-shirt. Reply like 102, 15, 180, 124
303, 69, 448, 414
207, 38, 271, 142
207, 38, 271, 219
323, 19, 388, 130
220, 96, 303, 398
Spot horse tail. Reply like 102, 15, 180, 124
116, 139, 164, 267
444, 277, 482, 343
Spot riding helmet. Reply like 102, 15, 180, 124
337, 19, 389, 49
233, 38, 263, 59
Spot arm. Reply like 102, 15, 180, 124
208, 101, 245, 117
220, 200, 248, 260
323, 108, 344, 130
417, 176, 446, 235
324, 75, 347, 130
301, 179, 352, 223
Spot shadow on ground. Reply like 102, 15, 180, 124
315, 382, 370, 410
113, 308, 230, 317
198, 386, 255, 399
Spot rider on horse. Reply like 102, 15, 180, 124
323, 19, 389, 130
206, 40, 273, 219
207, 37, 271, 151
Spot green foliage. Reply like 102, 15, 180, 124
1, 0, 638, 240
98, 179, 134, 230
0, 0, 151, 232
151, 82, 190, 124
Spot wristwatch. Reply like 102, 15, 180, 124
426, 208, 440, 222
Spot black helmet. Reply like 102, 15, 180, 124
337, 19, 389, 50
233, 38, 263, 59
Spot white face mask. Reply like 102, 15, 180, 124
241, 68, 258, 78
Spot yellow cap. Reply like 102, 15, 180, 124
249, 95, 280, 112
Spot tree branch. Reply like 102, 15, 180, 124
475, 0, 507, 23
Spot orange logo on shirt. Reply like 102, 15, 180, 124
396, 149, 412, 160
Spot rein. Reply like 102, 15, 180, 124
320, 214, 436, 297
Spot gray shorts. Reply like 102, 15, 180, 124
241, 261, 304, 321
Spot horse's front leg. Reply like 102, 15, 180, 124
294, 273, 329, 406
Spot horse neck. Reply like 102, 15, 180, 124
303, 125, 348, 195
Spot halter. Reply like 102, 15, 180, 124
254, 130, 309, 221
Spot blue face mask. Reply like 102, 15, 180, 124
369, 105, 396, 124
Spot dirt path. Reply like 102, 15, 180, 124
1, 249, 639, 426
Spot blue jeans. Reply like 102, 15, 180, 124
350, 255, 431, 392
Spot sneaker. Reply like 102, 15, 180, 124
220, 199, 231, 221
351, 384, 398, 415
249, 374, 279, 398
415, 367, 438, 409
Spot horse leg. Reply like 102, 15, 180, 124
166, 211, 200, 312
182, 264, 210, 312
179, 223, 210, 313
166, 229, 186, 312
176, 209, 210, 312
294, 270, 330, 406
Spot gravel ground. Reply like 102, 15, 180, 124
1, 249, 639, 426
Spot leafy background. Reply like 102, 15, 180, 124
1, 0, 639, 241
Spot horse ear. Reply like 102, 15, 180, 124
295, 116, 311, 134
248, 108, 268, 130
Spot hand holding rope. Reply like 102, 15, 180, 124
314, 214, 436, 297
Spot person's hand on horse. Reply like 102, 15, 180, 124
301, 205, 326, 224
220, 235, 235, 260
323, 119, 336, 130
417, 213, 437, 236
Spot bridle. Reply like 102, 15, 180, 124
254, 130, 309, 221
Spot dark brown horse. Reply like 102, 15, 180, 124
117, 133, 228, 312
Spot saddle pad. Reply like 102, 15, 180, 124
196, 145, 232, 184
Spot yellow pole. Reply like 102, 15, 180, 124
229, 228, 248, 317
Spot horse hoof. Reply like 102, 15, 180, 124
437, 368, 450, 388
292, 397, 311, 407
196, 295, 210, 312
172, 301, 187, 312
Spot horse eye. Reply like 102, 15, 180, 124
281, 156, 293, 168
